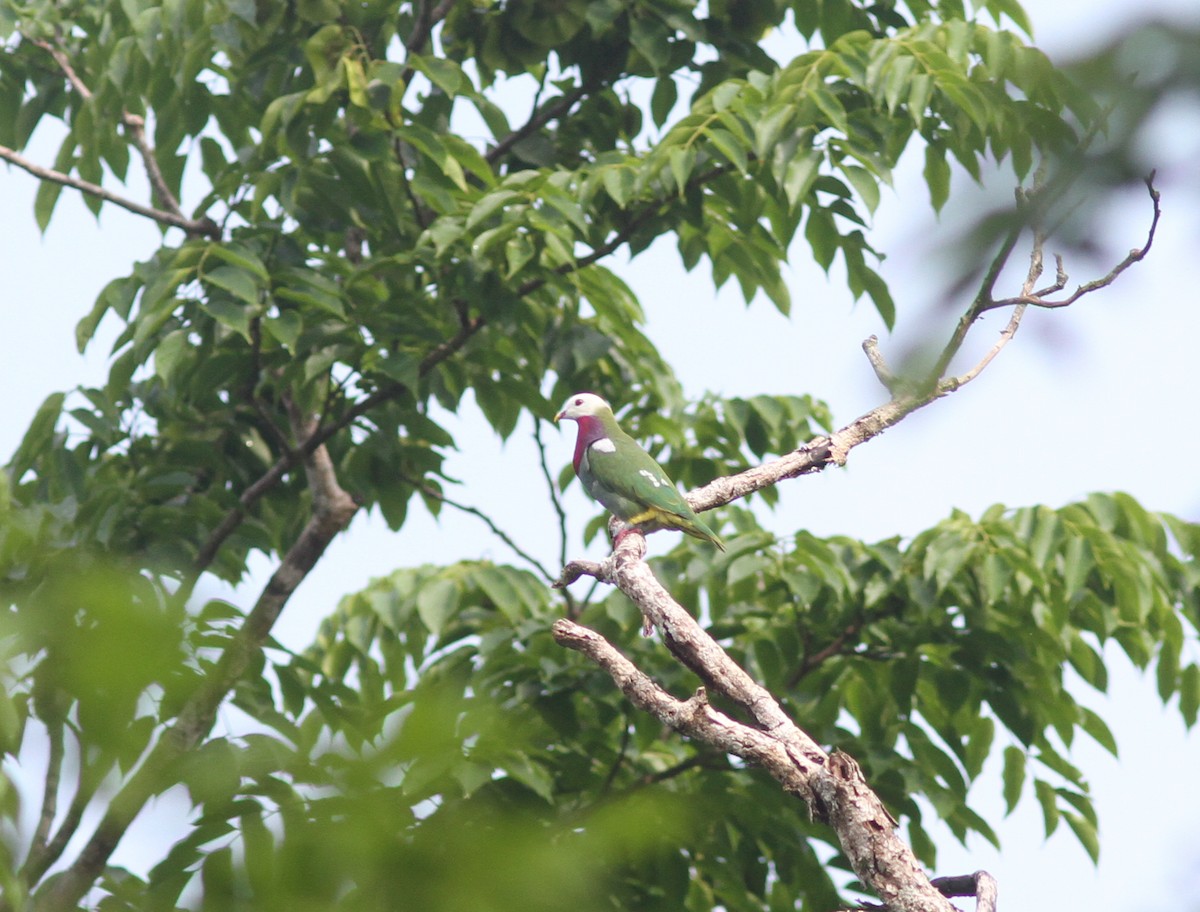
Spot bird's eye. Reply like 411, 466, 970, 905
574, 397, 583, 405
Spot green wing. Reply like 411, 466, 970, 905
588, 433, 694, 518
587, 429, 725, 549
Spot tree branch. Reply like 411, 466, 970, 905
40, 408, 359, 911
554, 604, 955, 912
25, 36, 217, 237
188, 312, 485, 583
0, 143, 219, 238
22, 751, 99, 885
981, 172, 1161, 313
23, 722, 64, 876
931, 871, 998, 912
486, 83, 591, 166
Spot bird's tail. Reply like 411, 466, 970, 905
679, 514, 725, 551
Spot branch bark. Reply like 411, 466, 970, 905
553, 544, 956, 912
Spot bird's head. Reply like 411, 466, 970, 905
554, 392, 612, 424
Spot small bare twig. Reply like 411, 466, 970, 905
487, 83, 591, 166
862, 335, 897, 393
982, 172, 1161, 313
23, 743, 101, 883
404, 473, 555, 582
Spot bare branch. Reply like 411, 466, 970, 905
406, 0, 456, 54
982, 173, 1162, 313
553, 558, 607, 589
938, 303, 1028, 391
22, 749, 99, 884
0, 143, 219, 238
188, 313, 485, 583
554, 606, 956, 912
487, 83, 591, 166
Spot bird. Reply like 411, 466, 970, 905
554, 392, 725, 551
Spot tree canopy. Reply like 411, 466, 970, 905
0, 0, 1197, 910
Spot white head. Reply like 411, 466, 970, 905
554, 392, 612, 423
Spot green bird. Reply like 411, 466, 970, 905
554, 392, 725, 550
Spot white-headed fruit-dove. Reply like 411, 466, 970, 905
554, 392, 725, 550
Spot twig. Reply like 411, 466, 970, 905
396, 0, 461, 104
405, 473, 555, 582
790, 621, 862, 687
982, 172, 1161, 313
516, 162, 735, 298
862, 335, 897, 393
486, 83, 591, 165
24, 722, 64, 873
23, 746, 101, 883
533, 420, 570, 571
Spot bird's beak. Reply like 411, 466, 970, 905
553, 410, 564, 423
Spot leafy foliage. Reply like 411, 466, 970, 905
0, 0, 1193, 909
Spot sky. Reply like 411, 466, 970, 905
3, 0, 1200, 909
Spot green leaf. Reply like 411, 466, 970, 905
1078, 707, 1118, 757
1181, 664, 1200, 728
841, 165, 881, 214
154, 329, 190, 383
1001, 745, 1025, 814
1064, 811, 1100, 864
200, 298, 252, 341
923, 143, 951, 212
205, 244, 269, 283
809, 85, 848, 133
416, 578, 459, 634
650, 75, 677, 128
602, 166, 635, 207
1033, 778, 1059, 836
10, 391, 64, 481
705, 127, 748, 174
203, 265, 262, 308
668, 145, 696, 194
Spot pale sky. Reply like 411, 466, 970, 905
3, 0, 1200, 908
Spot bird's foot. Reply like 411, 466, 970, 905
611, 525, 647, 555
